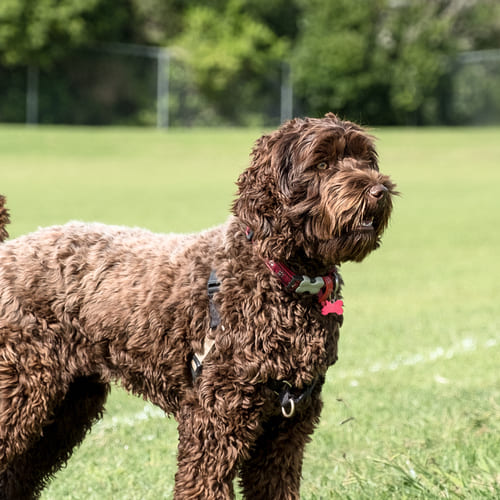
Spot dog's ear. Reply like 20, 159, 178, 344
232, 120, 304, 238
232, 133, 279, 239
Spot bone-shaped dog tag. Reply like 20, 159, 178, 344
321, 299, 344, 316
295, 276, 325, 294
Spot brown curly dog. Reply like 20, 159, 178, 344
0, 113, 396, 499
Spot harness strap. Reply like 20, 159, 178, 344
191, 267, 319, 419
207, 269, 221, 328
190, 270, 221, 382
268, 378, 318, 418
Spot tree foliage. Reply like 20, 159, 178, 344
0, 0, 499, 124
175, 0, 288, 123
292, 0, 500, 124
0, 0, 137, 67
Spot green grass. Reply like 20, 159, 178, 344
1, 124, 499, 499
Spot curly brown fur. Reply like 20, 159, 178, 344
0, 196, 9, 243
0, 113, 396, 499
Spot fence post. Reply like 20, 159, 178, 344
280, 61, 293, 123
157, 49, 170, 129
26, 65, 39, 125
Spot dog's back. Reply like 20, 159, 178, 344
0, 221, 203, 336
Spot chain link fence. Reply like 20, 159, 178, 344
0, 43, 292, 128
448, 49, 500, 125
1, 45, 499, 127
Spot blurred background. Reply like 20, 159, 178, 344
1, 0, 500, 128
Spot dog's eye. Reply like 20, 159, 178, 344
317, 162, 328, 170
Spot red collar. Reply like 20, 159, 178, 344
245, 227, 343, 316
264, 259, 339, 303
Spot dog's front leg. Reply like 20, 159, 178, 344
238, 394, 323, 500
174, 399, 251, 500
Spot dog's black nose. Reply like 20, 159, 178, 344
369, 184, 388, 200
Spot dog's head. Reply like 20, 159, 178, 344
233, 113, 397, 268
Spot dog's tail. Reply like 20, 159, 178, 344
0, 195, 10, 242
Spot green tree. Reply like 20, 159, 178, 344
175, 0, 289, 124
292, 0, 393, 124
129, 0, 192, 45
292, 0, 500, 125
1, 0, 499, 125
0, 0, 134, 67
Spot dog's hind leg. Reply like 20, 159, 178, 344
0, 376, 109, 499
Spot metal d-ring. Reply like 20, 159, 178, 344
281, 398, 295, 418
333, 272, 340, 296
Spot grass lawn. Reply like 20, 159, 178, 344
0, 124, 499, 499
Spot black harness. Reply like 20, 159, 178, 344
190, 270, 220, 381
190, 270, 318, 418
267, 378, 318, 418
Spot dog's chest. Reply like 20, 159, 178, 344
216, 287, 341, 380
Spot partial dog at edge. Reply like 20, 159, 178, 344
0, 113, 396, 499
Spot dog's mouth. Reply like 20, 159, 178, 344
333, 214, 378, 239
353, 213, 380, 234
357, 217, 375, 232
